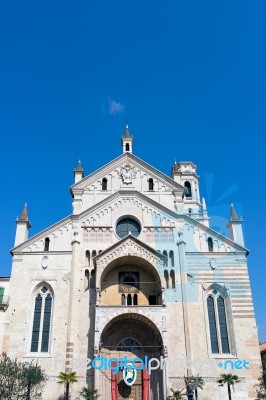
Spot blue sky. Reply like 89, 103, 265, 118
0, 1, 265, 341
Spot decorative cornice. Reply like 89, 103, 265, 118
11, 251, 72, 256
94, 234, 166, 262
11, 195, 249, 256
70, 152, 184, 193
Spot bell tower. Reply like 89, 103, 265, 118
121, 124, 133, 153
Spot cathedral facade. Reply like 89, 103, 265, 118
1, 127, 261, 399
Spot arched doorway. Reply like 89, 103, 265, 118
99, 313, 164, 400
100, 255, 163, 307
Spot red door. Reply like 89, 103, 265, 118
111, 362, 149, 400
142, 369, 150, 400
111, 361, 118, 400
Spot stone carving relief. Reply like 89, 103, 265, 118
120, 164, 136, 184
97, 238, 165, 268
41, 255, 49, 269
62, 272, 71, 283
209, 258, 217, 270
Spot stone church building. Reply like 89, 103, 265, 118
1, 126, 261, 399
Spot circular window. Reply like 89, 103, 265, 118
116, 218, 141, 239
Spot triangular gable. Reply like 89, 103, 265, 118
78, 189, 179, 224
93, 233, 166, 262
11, 189, 179, 253
11, 214, 72, 253
12, 189, 179, 253
70, 152, 184, 194
77, 190, 248, 253
11, 189, 248, 255
183, 217, 249, 254
92, 234, 167, 278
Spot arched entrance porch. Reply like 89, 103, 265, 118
99, 254, 163, 307
97, 313, 165, 400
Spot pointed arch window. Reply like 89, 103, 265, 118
30, 285, 53, 353
207, 296, 219, 353
207, 291, 230, 354
125, 143, 130, 151
217, 296, 230, 353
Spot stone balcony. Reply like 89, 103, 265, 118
0, 295, 10, 311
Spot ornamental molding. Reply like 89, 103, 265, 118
94, 306, 168, 352
95, 236, 165, 271
79, 194, 177, 228
70, 152, 183, 192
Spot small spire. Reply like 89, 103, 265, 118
121, 123, 133, 153
20, 203, 28, 221
123, 124, 132, 138
172, 160, 179, 173
15, 203, 31, 246
202, 197, 208, 218
75, 160, 83, 172
74, 159, 84, 182
230, 203, 239, 221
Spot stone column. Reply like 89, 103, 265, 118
162, 353, 169, 399
176, 231, 192, 376
65, 228, 80, 373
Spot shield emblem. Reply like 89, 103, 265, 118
123, 365, 137, 386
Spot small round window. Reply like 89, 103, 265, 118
116, 218, 141, 239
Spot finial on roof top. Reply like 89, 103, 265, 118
227, 202, 244, 246
74, 159, 84, 183
123, 123, 132, 138
75, 160, 83, 172
172, 160, 179, 174
230, 203, 239, 221
20, 203, 28, 221
14, 203, 31, 247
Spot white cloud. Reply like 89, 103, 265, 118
107, 97, 125, 115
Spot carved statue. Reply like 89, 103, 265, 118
120, 165, 135, 184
